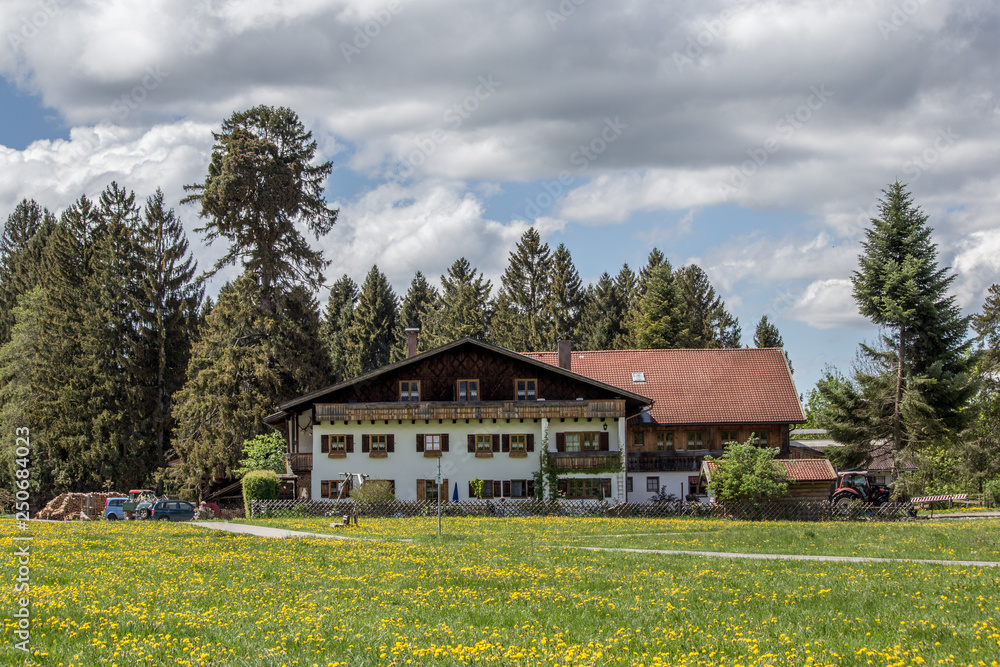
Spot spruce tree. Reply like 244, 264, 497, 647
492, 228, 551, 351
962, 284, 1000, 490
423, 258, 492, 347
676, 264, 741, 348
394, 272, 438, 360
753, 314, 791, 373
576, 274, 625, 350
347, 265, 399, 375
0, 200, 55, 345
543, 243, 584, 347
614, 263, 638, 348
320, 275, 359, 383
183, 105, 338, 312
635, 261, 691, 349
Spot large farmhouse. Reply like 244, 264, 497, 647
264, 336, 805, 503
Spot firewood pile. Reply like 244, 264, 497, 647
37, 492, 123, 521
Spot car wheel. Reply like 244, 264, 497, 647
138, 508, 150, 520
158, 515, 170, 521
106, 514, 118, 521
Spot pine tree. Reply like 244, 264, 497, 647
172, 276, 330, 498
491, 228, 551, 351
424, 258, 491, 347
320, 275, 358, 383
543, 243, 584, 347
962, 284, 1000, 490
576, 274, 625, 350
0, 199, 55, 345
753, 315, 791, 373
824, 182, 978, 472
347, 265, 398, 375
675, 264, 741, 348
183, 105, 338, 312
614, 263, 638, 348
635, 261, 691, 349
134, 189, 201, 465
394, 272, 438, 360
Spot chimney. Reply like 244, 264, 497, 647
557, 339, 572, 371
405, 328, 420, 358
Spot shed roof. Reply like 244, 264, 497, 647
702, 458, 837, 482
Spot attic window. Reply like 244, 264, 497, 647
631, 372, 646, 383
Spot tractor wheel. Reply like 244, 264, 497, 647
832, 494, 856, 518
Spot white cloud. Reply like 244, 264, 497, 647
789, 278, 869, 330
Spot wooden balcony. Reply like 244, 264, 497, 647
288, 453, 313, 472
627, 451, 722, 473
315, 399, 625, 423
551, 451, 621, 471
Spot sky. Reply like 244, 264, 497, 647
2, 0, 999, 398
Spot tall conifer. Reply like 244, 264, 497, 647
321, 275, 359, 383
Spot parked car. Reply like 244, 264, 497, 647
103, 497, 127, 520
122, 489, 156, 519
149, 500, 196, 522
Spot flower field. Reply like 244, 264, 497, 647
2, 517, 999, 666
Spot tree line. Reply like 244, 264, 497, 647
0, 103, 789, 504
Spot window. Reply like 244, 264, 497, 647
565, 433, 581, 452
631, 371, 646, 383
476, 434, 493, 454
329, 434, 346, 456
647, 477, 660, 492
633, 431, 644, 447
457, 379, 479, 401
656, 432, 673, 451
425, 434, 441, 457
516, 378, 536, 401
721, 430, 739, 445
755, 431, 768, 446
399, 380, 420, 402
687, 431, 704, 449
320, 480, 341, 499
560, 478, 611, 499
626, 476, 633, 493
507, 479, 534, 498
423, 479, 439, 502
371, 434, 387, 455
510, 434, 526, 454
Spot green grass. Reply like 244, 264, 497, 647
2, 517, 999, 666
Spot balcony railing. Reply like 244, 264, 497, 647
315, 399, 625, 423
551, 451, 621, 471
288, 453, 313, 471
627, 451, 722, 473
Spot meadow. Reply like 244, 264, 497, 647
1, 516, 998, 666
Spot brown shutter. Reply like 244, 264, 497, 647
416, 480, 425, 501
557, 478, 568, 496
346, 435, 353, 453
492, 433, 500, 452
468, 434, 476, 453
556, 432, 566, 452
468, 481, 476, 498
321, 435, 329, 454
502, 434, 510, 453
526, 434, 534, 452
386, 434, 394, 453
527, 480, 535, 498
502, 480, 511, 497
492, 480, 502, 498
441, 434, 449, 452
601, 478, 612, 498
321, 480, 329, 498
362, 435, 370, 453
440, 478, 449, 500
599, 432, 610, 451
416, 434, 424, 453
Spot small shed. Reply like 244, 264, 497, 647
701, 458, 838, 502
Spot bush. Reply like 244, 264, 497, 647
983, 479, 1000, 508
236, 432, 287, 478
706, 438, 789, 502
350, 479, 396, 504
242, 470, 281, 510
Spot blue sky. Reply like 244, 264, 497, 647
3, 0, 998, 399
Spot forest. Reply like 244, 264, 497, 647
1, 105, 997, 504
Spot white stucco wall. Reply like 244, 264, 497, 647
626, 471, 695, 503
309, 416, 625, 502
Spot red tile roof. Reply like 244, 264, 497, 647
524, 348, 805, 426
703, 458, 837, 482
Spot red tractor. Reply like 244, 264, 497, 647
830, 471, 894, 508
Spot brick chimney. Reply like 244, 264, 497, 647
557, 339, 572, 371
405, 328, 420, 358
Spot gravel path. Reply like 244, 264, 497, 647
550, 545, 1000, 568
190, 521, 409, 542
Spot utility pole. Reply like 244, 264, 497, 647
437, 456, 442, 538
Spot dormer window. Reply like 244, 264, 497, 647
400, 380, 420, 402
516, 378, 536, 401
457, 379, 479, 401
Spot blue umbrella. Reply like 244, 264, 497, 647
452, 482, 459, 502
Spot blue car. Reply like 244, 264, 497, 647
149, 500, 196, 522
103, 497, 127, 520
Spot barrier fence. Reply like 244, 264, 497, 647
250, 498, 916, 522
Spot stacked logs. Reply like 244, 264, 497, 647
37, 492, 123, 520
